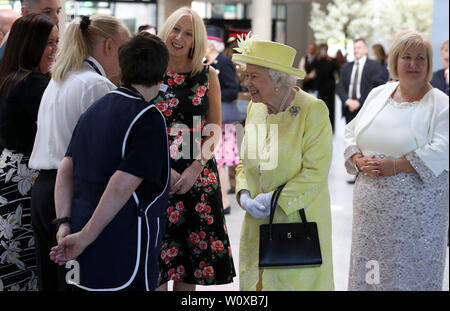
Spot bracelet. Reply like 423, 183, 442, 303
352, 155, 362, 172
393, 159, 397, 176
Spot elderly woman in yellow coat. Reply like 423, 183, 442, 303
232, 35, 335, 291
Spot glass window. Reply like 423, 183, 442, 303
277, 4, 286, 20
272, 4, 277, 20
274, 21, 286, 44
66, 1, 156, 34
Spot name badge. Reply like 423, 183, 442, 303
159, 84, 168, 92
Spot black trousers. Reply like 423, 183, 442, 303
31, 169, 70, 291
318, 88, 335, 132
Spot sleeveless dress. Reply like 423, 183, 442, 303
156, 65, 236, 286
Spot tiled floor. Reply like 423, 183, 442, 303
171, 100, 449, 292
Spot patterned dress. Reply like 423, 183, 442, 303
0, 73, 48, 291
156, 65, 236, 286
0, 151, 38, 291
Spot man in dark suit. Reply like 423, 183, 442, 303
431, 39, 448, 96
336, 38, 383, 124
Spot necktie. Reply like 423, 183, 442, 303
351, 61, 359, 100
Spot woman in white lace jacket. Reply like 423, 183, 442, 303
344, 30, 449, 290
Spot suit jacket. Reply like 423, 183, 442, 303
430, 69, 448, 95
336, 58, 383, 123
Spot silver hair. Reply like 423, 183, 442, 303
266, 68, 297, 90
208, 39, 225, 53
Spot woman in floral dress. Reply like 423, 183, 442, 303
0, 14, 57, 291
155, 7, 236, 291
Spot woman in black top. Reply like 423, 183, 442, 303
0, 13, 57, 291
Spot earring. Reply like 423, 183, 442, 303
275, 87, 279, 92
188, 48, 194, 59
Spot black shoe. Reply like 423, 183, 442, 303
227, 188, 235, 194
223, 206, 231, 215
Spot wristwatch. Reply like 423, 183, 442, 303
196, 158, 207, 167
51, 217, 71, 230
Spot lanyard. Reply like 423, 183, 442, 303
85, 59, 103, 76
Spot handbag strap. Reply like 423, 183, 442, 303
269, 184, 285, 226
268, 184, 309, 240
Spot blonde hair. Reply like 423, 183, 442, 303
388, 30, 433, 82
51, 14, 130, 81
158, 6, 207, 77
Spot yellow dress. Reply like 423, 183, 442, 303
235, 88, 335, 291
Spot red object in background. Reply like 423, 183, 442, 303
227, 28, 250, 39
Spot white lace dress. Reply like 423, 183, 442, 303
345, 96, 449, 291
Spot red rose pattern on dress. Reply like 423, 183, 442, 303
155, 66, 236, 286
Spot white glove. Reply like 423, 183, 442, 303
254, 192, 273, 211
239, 190, 270, 219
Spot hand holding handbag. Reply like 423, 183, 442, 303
259, 184, 322, 268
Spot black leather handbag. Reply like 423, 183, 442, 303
259, 184, 322, 268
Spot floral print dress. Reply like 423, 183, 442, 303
156, 65, 236, 286
0, 150, 39, 291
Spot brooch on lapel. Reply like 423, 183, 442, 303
289, 106, 300, 116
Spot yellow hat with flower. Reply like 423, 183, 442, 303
232, 32, 305, 79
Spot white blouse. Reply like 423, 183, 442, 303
357, 97, 422, 158
29, 57, 115, 170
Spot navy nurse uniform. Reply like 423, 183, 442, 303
65, 87, 170, 291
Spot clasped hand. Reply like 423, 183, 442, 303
50, 229, 88, 266
240, 190, 272, 219
170, 162, 203, 195
354, 155, 396, 178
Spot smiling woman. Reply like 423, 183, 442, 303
0, 13, 57, 291
155, 7, 236, 292
345, 30, 449, 290
157, 7, 207, 76
231, 36, 335, 291
39, 26, 58, 74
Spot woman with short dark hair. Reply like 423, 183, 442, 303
0, 13, 57, 291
